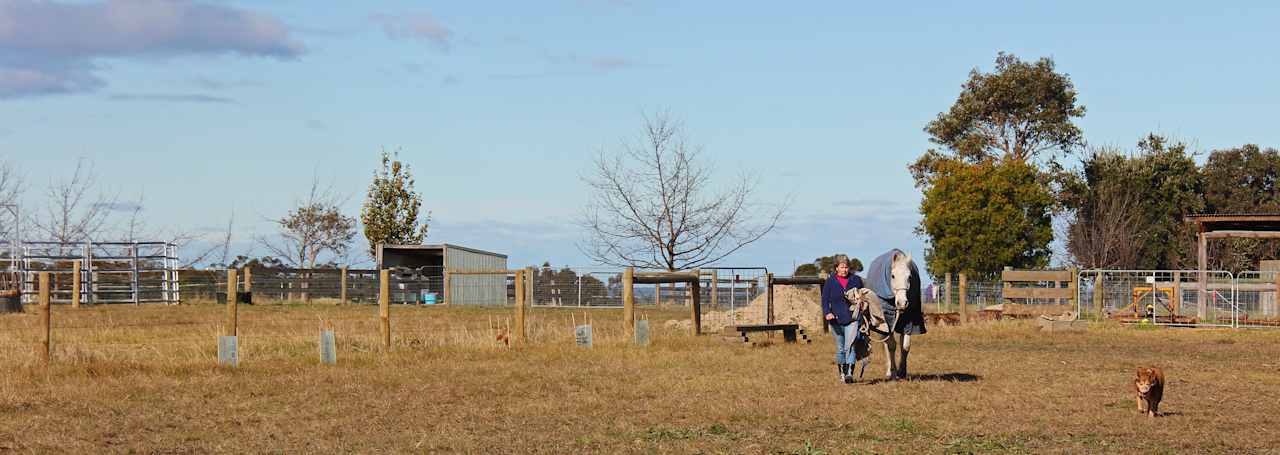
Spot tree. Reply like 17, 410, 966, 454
260, 180, 357, 269
0, 157, 23, 251
1201, 144, 1280, 270
917, 158, 1055, 279
794, 254, 863, 276
29, 158, 118, 249
1060, 135, 1203, 269
917, 52, 1086, 166
361, 150, 430, 259
793, 263, 819, 276
579, 111, 785, 271
224, 255, 286, 269
115, 192, 234, 268
912, 53, 1084, 280
1060, 152, 1144, 269
533, 262, 585, 306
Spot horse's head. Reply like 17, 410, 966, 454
890, 251, 912, 310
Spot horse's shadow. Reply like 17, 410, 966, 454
860, 372, 980, 385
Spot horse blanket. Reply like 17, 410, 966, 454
862, 249, 927, 335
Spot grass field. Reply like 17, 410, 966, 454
2, 302, 1279, 454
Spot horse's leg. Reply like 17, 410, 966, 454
897, 334, 911, 379
883, 336, 896, 379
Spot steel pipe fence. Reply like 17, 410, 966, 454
1076, 270, 1252, 327
18, 241, 178, 304
930, 278, 1004, 314
1229, 271, 1280, 327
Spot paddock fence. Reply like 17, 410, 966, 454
1076, 269, 1280, 328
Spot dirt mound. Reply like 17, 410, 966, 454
686, 286, 823, 333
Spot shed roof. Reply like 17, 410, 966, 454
380, 243, 508, 259
1184, 213, 1280, 232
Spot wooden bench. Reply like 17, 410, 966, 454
720, 324, 810, 345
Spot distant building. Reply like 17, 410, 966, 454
376, 244, 508, 305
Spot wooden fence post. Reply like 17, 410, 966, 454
1068, 268, 1078, 314
1197, 232, 1207, 320
514, 269, 527, 346
379, 269, 390, 351
71, 259, 81, 309
820, 272, 830, 333
442, 270, 451, 305
709, 269, 718, 311
766, 272, 775, 325
690, 269, 701, 336
623, 267, 635, 334
225, 269, 238, 336
958, 273, 968, 325
526, 267, 535, 307
39, 272, 51, 366
654, 281, 661, 307
943, 272, 951, 313
1274, 272, 1280, 319
1002, 266, 1013, 305
339, 266, 348, 305
243, 267, 252, 294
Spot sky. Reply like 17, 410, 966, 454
3, 1, 1280, 281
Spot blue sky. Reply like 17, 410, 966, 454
4, 1, 1280, 279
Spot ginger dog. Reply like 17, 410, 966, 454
1134, 367, 1165, 417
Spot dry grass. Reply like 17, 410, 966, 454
2, 302, 1280, 454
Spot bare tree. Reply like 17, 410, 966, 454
0, 157, 23, 233
1065, 183, 1143, 269
579, 111, 786, 271
259, 178, 356, 269
29, 159, 117, 248
170, 210, 238, 269
116, 192, 148, 243
0, 158, 24, 263
104, 191, 228, 268
0, 158, 21, 207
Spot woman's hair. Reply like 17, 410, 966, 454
833, 254, 849, 268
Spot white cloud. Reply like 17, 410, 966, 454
371, 12, 453, 50
108, 93, 234, 103
0, 0, 305, 98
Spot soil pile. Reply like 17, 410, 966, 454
663, 285, 824, 332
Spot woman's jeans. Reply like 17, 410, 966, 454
829, 318, 863, 365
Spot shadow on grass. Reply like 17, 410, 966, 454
861, 372, 981, 385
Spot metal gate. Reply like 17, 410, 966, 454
1077, 270, 1237, 327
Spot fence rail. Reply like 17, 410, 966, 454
1075, 269, 1280, 328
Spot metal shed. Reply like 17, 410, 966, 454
376, 243, 509, 305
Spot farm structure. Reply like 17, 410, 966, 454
1186, 213, 1280, 320
376, 243, 509, 305
17, 241, 179, 305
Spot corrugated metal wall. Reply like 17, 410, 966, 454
446, 246, 509, 305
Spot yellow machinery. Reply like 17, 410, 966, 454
1116, 286, 1178, 318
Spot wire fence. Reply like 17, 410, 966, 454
15, 263, 1280, 330
930, 278, 1074, 313
1075, 270, 1280, 328
1234, 271, 1280, 327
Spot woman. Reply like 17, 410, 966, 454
821, 255, 864, 383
